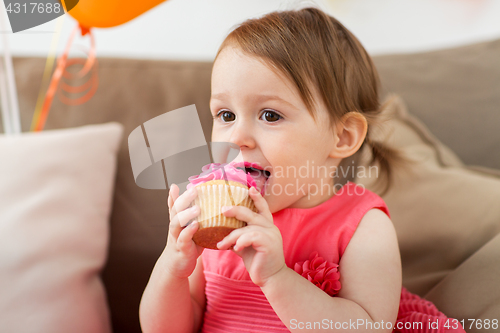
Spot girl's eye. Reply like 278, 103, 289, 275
215, 109, 282, 123
216, 110, 236, 122
260, 109, 282, 122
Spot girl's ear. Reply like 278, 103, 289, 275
329, 112, 367, 159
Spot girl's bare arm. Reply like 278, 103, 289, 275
139, 184, 206, 333
261, 208, 402, 333
189, 255, 207, 332
139, 251, 205, 333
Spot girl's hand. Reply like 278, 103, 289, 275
164, 184, 204, 279
216, 186, 286, 287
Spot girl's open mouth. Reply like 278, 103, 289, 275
233, 161, 271, 195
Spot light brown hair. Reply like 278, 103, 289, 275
214, 6, 410, 196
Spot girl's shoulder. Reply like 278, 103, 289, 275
275, 181, 390, 222
334, 182, 391, 219
333, 182, 392, 257
272, 182, 391, 267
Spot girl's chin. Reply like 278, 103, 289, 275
262, 193, 292, 215
265, 197, 279, 214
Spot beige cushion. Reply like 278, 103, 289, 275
355, 95, 500, 323
373, 38, 500, 170
0, 123, 123, 333
425, 232, 500, 333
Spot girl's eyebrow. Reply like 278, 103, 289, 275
210, 92, 229, 102
211, 92, 299, 111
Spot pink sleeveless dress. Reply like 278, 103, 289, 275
200, 181, 465, 332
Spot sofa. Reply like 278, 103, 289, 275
1, 37, 499, 333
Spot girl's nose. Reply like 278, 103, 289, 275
229, 121, 256, 149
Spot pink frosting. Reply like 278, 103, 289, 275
186, 162, 266, 195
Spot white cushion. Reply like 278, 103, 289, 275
0, 123, 123, 333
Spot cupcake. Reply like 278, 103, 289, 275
186, 161, 270, 249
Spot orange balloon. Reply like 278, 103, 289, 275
67, 0, 167, 29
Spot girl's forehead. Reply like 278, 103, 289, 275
214, 46, 278, 75
212, 49, 297, 95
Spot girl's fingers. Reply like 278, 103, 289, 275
248, 186, 273, 221
168, 184, 177, 211
217, 227, 247, 250
217, 227, 262, 252
169, 205, 200, 239
170, 186, 198, 218
169, 219, 182, 240
177, 221, 199, 252
220, 187, 272, 227
177, 205, 200, 227
221, 205, 265, 226
221, 188, 273, 227
232, 232, 259, 252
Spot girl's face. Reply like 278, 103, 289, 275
210, 46, 340, 213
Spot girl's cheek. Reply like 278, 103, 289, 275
211, 128, 223, 142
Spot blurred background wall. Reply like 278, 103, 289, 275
1, 0, 500, 60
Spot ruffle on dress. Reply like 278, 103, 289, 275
294, 251, 466, 333
395, 287, 466, 333
293, 251, 341, 297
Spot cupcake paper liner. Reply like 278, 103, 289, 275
189, 180, 257, 249
191, 180, 256, 228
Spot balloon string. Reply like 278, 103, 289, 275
30, 15, 65, 132
32, 23, 98, 132
58, 51, 98, 106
